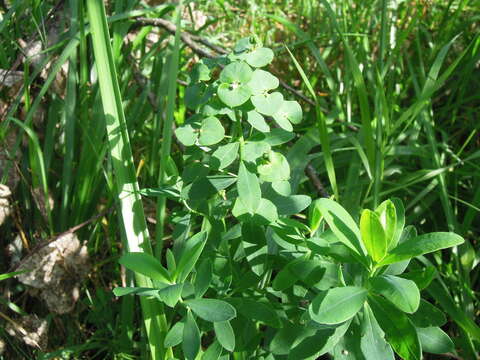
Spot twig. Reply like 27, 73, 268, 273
135, 17, 318, 107
136, 17, 214, 59
306, 163, 329, 198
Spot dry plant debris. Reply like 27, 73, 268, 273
17, 233, 89, 314
5, 314, 48, 350
0, 184, 12, 226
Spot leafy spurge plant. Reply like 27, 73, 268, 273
114, 37, 465, 360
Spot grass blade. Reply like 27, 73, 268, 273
86, 1, 171, 358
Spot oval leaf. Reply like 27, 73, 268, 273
369, 294, 421, 360
158, 283, 184, 308
164, 321, 184, 347
183, 311, 201, 360
212, 142, 239, 170
218, 82, 251, 107
119, 252, 171, 284
370, 275, 420, 313
315, 198, 366, 262
257, 151, 290, 182
360, 209, 387, 262
361, 304, 395, 360
237, 162, 261, 213
219, 61, 252, 84
409, 300, 446, 328
251, 92, 284, 116
246, 110, 270, 132
175, 124, 198, 146
175, 231, 207, 282
417, 326, 454, 354
375, 200, 397, 250
273, 100, 302, 126
309, 286, 367, 325
227, 298, 282, 328
247, 69, 279, 94
245, 47, 274, 68
184, 298, 237, 322
214, 320, 235, 352
199, 116, 225, 146
379, 232, 464, 266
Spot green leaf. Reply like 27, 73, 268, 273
379, 232, 464, 266
309, 286, 367, 325
119, 252, 171, 284
390, 198, 405, 250
175, 123, 198, 146
212, 142, 240, 170
257, 151, 290, 182
234, 37, 255, 53
220, 61, 253, 84
374, 200, 397, 250
309, 199, 324, 234
237, 162, 261, 213
217, 62, 253, 108
243, 141, 271, 162
187, 175, 236, 202
360, 209, 387, 262
139, 186, 182, 200
241, 222, 266, 245
157, 283, 184, 308
245, 47, 274, 67
194, 259, 212, 298
251, 92, 284, 116
175, 231, 207, 282
269, 194, 311, 216
202, 340, 223, 360
247, 69, 279, 94
272, 180, 291, 196
360, 304, 395, 360
246, 110, 269, 132
314, 198, 366, 261
164, 321, 184, 347
190, 62, 211, 82
261, 128, 295, 146
185, 83, 214, 109
218, 83, 252, 107
409, 300, 446, 328
270, 322, 315, 355
400, 266, 437, 290
331, 321, 365, 360
288, 321, 351, 359
199, 116, 225, 146
370, 275, 420, 313
273, 100, 302, 127
0, 270, 29, 282
214, 321, 235, 352
273, 257, 319, 291
417, 327, 454, 354
383, 225, 417, 275
253, 198, 278, 224
184, 298, 237, 322
369, 294, 421, 360
113, 287, 159, 297
183, 311, 201, 360
227, 298, 282, 328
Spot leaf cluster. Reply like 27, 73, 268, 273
115, 38, 464, 360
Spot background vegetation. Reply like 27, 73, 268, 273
0, 0, 478, 358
